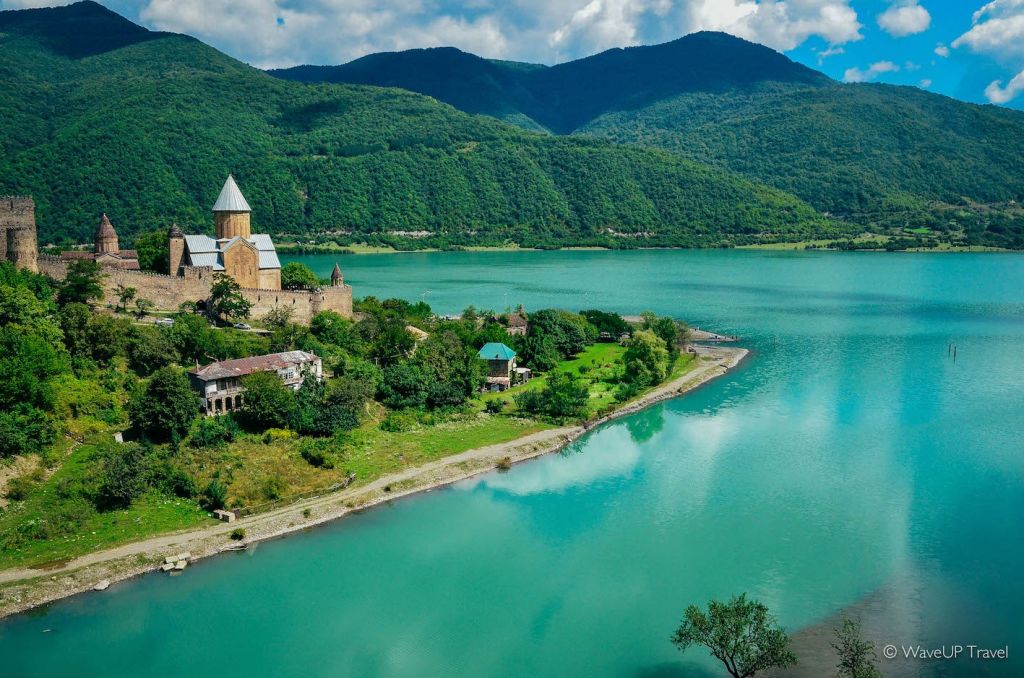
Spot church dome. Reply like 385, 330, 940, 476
94, 213, 119, 254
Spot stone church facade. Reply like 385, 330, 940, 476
1, 177, 352, 324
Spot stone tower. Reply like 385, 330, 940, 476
168, 223, 184, 275
331, 262, 344, 287
94, 213, 119, 254
1, 196, 39, 272
213, 175, 251, 240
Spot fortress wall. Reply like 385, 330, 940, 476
33, 253, 352, 324
241, 284, 352, 325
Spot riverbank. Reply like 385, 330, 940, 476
0, 346, 747, 619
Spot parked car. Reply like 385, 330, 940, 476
233, 323, 252, 331
155, 318, 174, 326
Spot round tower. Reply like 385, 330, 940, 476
213, 174, 252, 240
95, 213, 119, 254
331, 262, 344, 287
168, 223, 184, 275
2, 196, 39, 272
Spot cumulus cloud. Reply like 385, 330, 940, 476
843, 60, 899, 83
934, 43, 949, 57
682, 0, 863, 52
952, 0, 1024, 58
877, 1, 931, 38
985, 69, 1024, 103
1, 0, 865, 68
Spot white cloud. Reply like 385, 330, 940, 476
952, 0, 1024, 58
877, 1, 931, 38
919, 78, 932, 87
817, 43, 845, 64
934, 43, 949, 57
843, 60, 899, 83
984, 69, 1024, 103
683, 0, 863, 52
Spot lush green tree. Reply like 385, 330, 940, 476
133, 297, 154, 318
127, 326, 178, 376
168, 312, 222, 364
379, 361, 429, 409
208, 273, 252, 323
97, 444, 147, 510
280, 262, 321, 290
516, 371, 590, 419
133, 229, 169, 272
518, 333, 561, 372
269, 322, 312, 353
671, 594, 798, 678
238, 371, 295, 430
416, 331, 482, 408
527, 309, 596, 359
581, 309, 630, 338
832, 617, 882, 678
202, 478, 228, 511
84, 314, 133, 365
293, 374, 370, 435
367, 319, 416, 367
642, 311, 685, 359
624, 329, 669, 388
187, 415, 238, 449
0, 327, 68, 411
115, 284, 137, 312
58, 260, 104, 306
311, 311, 362, 354
128, 366, 197, 442
0, 282, 63, 347
262, 305, 295, 330
0, 404, 55, 458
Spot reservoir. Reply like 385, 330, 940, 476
2, 249, 1022, 676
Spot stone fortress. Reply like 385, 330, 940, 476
1, 177, 352, 324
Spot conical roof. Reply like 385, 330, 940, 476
331, 262, 343, 281
96, 213, 117, 239
168, 222, 183, 238
212, 174, 251, 212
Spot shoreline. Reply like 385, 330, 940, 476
0, 346, 747, 620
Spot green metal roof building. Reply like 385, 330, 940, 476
477, 343, 517, 361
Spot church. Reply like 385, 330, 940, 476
170, 175, 282, 289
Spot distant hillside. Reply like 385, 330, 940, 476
274, 33, 1024, 248
0, 2, 838, 249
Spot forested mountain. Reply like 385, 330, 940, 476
275, 32, 1024, 248
0, 2, 838, 250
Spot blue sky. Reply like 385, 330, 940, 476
3, 0, 1023, 109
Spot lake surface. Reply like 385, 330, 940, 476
3, 250, 1023, 677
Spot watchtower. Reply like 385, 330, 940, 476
0, 196, 39, 272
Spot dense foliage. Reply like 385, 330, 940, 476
0, 2, 837, 250
277, 30, 1024, 248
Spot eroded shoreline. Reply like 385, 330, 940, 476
0, 346, 747, 620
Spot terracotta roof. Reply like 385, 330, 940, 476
190, 350, 318, 381
507, 312, 528, 327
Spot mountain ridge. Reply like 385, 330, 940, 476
0, 1, 840, 250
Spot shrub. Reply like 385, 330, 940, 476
4, 467, 45, 501
128, 367, 197, 442
497, 456, 512, 471
299, 440, 335, 469
484, 398, 506, 414
230, 528, 246, 541
262, 475, 286, 501
238, 372, 296, 431
203, 479, 228, 511
380, 410, 417, 432
188, 415, 237, 449
302, 508, 312, 519
96, 444, 148, 511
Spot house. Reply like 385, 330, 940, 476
505, 305, 528, 336
169, 175, 282, 290
189, 350, 322, 415
477, 342, 527, 391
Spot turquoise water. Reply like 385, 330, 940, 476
2, 250, 1023, 677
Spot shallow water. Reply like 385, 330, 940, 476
2, 250, 1022, 677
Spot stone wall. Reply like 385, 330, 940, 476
1, 196, 38, 272
36, 254, 352, 324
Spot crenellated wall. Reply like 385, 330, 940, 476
37, 254, 352, 324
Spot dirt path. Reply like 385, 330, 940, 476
0, 347, 747, 618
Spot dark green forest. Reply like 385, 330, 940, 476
0, 2, 837, 250
276, 31, 1024, 248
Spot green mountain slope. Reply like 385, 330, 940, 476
274, 32, 1024, 248
0, 2, 837, 249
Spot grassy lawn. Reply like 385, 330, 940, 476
183, 414, 551, 508
0, 437, 212, 570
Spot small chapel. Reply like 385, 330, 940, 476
169, 175, 282, 290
